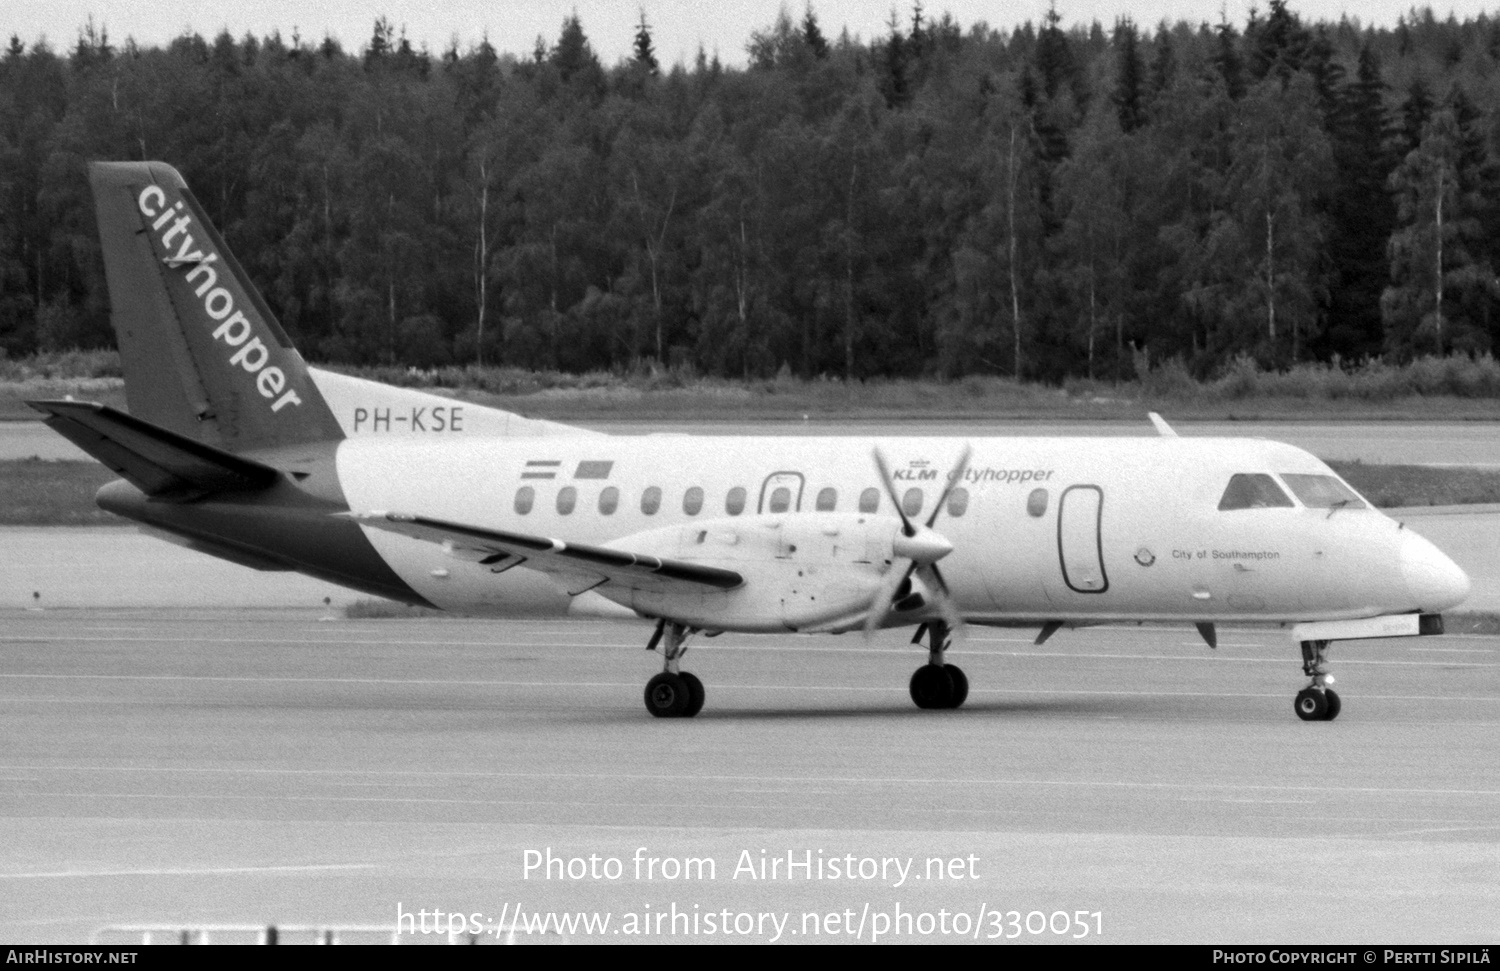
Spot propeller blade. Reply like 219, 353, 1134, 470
920, 562, 965, 647
938, 599, 965, 649
926, 444, 972, 529
863, 559, 916, 639
920, 447, 971, 641
906, 558, 966, 648
872, 447, 914, 536
870, 445, 974, 641
927, 561, 951, 597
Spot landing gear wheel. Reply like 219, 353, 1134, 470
1295, 639, 1341, 722
1294, 687, 1329, 721
680, 672, 706, 718
645, 672, 691, 718
945, 664, 969, 709
643, 622, 704, 718
909, 664, 955, 710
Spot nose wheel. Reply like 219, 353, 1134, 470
908, 623, 968, 710
1294, 686, 1341, 720
1294, 640, 1341, 721
643, 621, 705, 718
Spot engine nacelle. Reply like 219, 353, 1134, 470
593, 513, 906, 632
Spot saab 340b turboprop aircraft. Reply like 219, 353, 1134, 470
32, 162, 1472, 720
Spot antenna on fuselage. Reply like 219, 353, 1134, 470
1148, 412, 1178, 437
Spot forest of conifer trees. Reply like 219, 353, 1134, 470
3, 3, 1500, 382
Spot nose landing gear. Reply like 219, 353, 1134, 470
1294, 639, 1341, 721
909, 622, 968, 710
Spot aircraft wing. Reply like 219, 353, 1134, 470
349, 511, 745, 594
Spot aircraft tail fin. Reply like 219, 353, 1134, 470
28, 399, 282, 500
89, 161, 344, 453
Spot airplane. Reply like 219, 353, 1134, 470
30, 161, 1472, 721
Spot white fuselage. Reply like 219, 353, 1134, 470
332, 430, 1460, 628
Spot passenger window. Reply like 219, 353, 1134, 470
641, 486, 661, 515
769, 486, 791, 513
684, 486, 704, 516
1027, 488, 1048, 517
556, 486, 577, 515
816, 487, 837, 511
514, 486, 534, 515
1218, 473, 1294, 511
726, 486, 746, 515
859, 488, 880, 513
598, 486, 619, 515
1281, 474, 1367, 510
946, 487, 969, 517
902, 488, 923, 517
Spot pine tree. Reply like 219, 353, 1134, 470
1214, 15, 1245, 100
1113, 18, 1145, 132
1035, 3, 1075, 100
551, 14, 603, 93
1222, 77, 1333, 363
1148, 24, 1176, 103
1303, 27, 1344, 123
747, 7, 809, 72
879, 12, 908, 107
363, 16, 393, 69
1383, 109, 1497, 356
1056, 104, 1133, 378
1320, 43, 1396, 359
72, 17, 112, 72
632, 9, 659, 75
802, 6, 829, 59
1248, 0, 1309, 83
1399, 78, 1433, 155
909, 1, 929, 60
1441, 84, 1500, 345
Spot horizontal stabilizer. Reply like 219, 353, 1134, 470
27, 399, 282, 499
351, 511, 745, 593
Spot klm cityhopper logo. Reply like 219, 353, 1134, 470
137, 184, 303, 412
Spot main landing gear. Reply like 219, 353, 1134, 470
1294, 639, 1341, 722
909, 622, 968, 710
643, 620, 705, 718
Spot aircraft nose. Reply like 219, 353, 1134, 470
1400, 528, 1470, 611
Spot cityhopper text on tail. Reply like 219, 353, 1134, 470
32, 161, 1472, 720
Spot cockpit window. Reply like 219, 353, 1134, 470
1217, 473, 1294, 511
1280, 474, 1367, 510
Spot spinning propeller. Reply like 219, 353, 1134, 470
863, 445, 972, 639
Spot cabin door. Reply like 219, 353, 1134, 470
758, 472, 805, 514
1058, 485, 1108, 593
